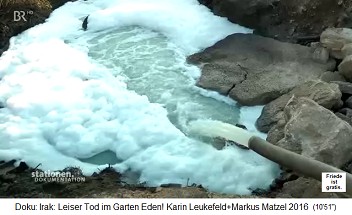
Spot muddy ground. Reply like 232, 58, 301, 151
0, 161, 257, 198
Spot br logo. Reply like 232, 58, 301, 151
13, 11, 33, 22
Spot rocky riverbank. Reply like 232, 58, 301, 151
187, 27, 352, 197
188, 0, 352, 198
198, 0, 352, 43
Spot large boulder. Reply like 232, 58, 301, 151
256, 80, 342, 132
320, 71, 346, 83
268, 98, 352, 168
331, 81, 352, 95
320, 28, 352, 59
199, 0, 352, 42
342, 43, 352, 58
187, 33, 335, 105
335, 112, 352, 126
338, 55, 352, 82
346, 96, 352, 109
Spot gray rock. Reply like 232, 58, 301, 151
331, 81, 352, 94
346, 96, 352, 108
196, 63, 246, 95
342, 43, 352, 58
338, 55, 352, 81
343, 162, 352, 174
338, 108, 352, 118
320, 71, 346, 83
188, 34, 334, 105
266, 121, 285, 144
269, 98, 352, 168
335, 112, 352, 126
257, 80, 342, 132
311, 45, 330, 63
275, 177, 339, 198
320, 28, 352, 59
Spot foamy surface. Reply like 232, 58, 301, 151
0, 0, 278, 194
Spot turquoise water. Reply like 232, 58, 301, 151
86, 27, 241, 132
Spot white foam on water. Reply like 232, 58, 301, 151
0, 0, 279, 194
85, 0, 252, 55
84, 26, 241, 132
239, 106, 268, 140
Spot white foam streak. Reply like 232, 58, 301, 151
188, 120, 253, 147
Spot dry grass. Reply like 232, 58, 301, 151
0, 0, 51, 10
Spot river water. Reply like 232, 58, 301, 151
0, 0, 279, 194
